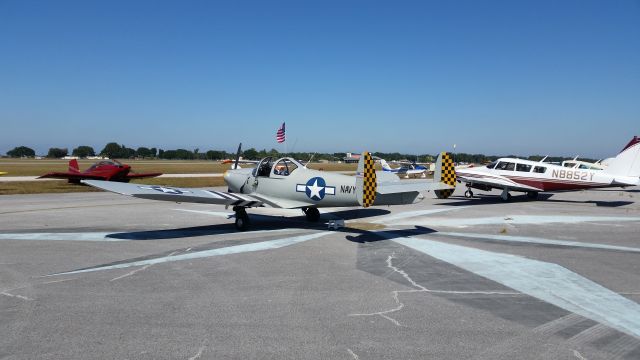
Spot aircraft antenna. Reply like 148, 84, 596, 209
305, 153, 315, 168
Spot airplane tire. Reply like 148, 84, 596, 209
527, 191, 539, 200
501, 193, 512, 202
464, 190, 473, 198
234, 209, 250, 231
304, 207, 320, 222
434, 190, 453, 199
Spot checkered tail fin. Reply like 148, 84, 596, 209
434, 152, 456, 199
356, 152, 377, 207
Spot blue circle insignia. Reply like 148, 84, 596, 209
305, 177, 327, 201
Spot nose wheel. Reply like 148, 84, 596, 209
464, 189, 474, 198
233, 206, 250, 231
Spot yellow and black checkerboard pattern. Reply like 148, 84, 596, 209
362, 152, 377, 207
438, 152, 456, 198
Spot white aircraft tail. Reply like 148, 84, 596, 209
604, 136, 640, 177
380, 159, 393, 171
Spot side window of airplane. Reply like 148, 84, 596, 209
516, 163, 532, 172
496, 162, 515, 171
486, 161, 498, 169
533, 166, 547, 173
563, 162, 574, 168
273, 159, 298, 176
578, 164, 590, 169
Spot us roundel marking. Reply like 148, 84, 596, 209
296, 177, 336, 201
138, 185, 190, 195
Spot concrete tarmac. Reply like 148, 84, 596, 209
1, 186, 639, 359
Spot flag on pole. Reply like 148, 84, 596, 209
276, 122, 286, 143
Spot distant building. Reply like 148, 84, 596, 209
343, 152, 361, 163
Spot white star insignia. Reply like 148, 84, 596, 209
307, 179, 323, 199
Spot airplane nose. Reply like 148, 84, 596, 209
224, 171, 246, 193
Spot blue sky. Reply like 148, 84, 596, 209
1, 0, 638, 158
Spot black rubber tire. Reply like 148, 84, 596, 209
464, 190, 473, 198
304, 207, 320, 222
527, 191, 539, 200
234, 210, 250, 231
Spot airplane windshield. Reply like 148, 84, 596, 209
255, 157, 274, 177
486, 161, 498, 169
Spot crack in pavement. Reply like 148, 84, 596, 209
572, 349, 588, 360
349, 252, 520, 326
188, 339, 209, 360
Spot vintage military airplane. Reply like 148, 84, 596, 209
380, 159, 429, 178
455, 136, 640, 201
83, 147, 455, 230
40, 159, 162, 183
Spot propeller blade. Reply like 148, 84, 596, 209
234, 143, 242, 170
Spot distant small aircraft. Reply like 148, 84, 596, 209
380, 159, 429, 178
83, 145, 455, 231
39, 159, 162, 183
455, 136, 640, 201
560, 157, 606, 171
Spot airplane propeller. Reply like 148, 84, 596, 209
234, 143, 242, 170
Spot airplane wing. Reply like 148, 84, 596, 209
457, 173, 541, 192
39, 172, 106, 180
82, 180, 266, 207
221, 159, 259, 165
125, 172, 163, 179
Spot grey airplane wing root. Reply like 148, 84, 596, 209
82, 180, 264, 207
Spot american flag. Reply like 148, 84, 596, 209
276, 122, 286, 143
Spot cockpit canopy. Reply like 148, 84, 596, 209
88, 159, 123, 171
253, 157, 303, 177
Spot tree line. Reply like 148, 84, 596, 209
3, 143, 597, 163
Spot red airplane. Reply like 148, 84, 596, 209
39, 159, 162, 183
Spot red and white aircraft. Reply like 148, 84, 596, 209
456, 136, 640, 201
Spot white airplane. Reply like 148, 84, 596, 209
455, 136, 640, 201
380, 159, 428, 178
560, 157, 606, 171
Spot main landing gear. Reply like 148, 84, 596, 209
500, 188, 512, 202
464, 184, 474, 198
527, 191, 539, 200
233, 206, 250, 231
302, 207, 320, 222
